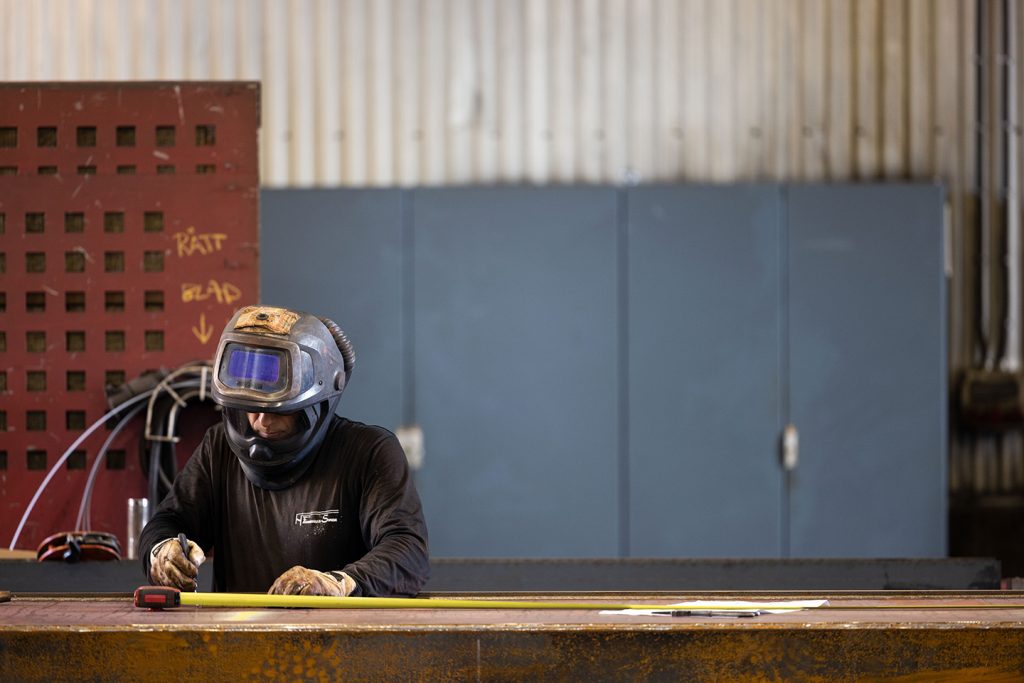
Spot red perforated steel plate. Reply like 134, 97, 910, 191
0, 82, 260, 551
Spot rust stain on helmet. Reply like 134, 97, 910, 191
233, 306, 300, 335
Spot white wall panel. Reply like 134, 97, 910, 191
261, 0, 289, 184
160, 0, 185, 78
419, 0, 445, 183
881, 0, 906, 178
681, 0, 708, 180
576, 0, 602, 183
368, 0, 394, 184
629, 0, 654, 183
447, 0, 474, 184
473, 0, 498, 182
799, 0, 826, 181
236, 0, 262, 81
394, 0, 420, 185
315, 0, 342, 183
731, 0, 758, 181
708, 0, 735, 181
185, 0, 211, 79
342, 0, 368, 184
209, 0, 236, 78
604, 0, 628, 184
653, 0, 682, 180
289, 0, 315, 185
550, 0, 574, 183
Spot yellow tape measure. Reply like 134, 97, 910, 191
133, 587, 1024, 612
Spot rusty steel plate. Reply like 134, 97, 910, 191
2, 592, 1024, 680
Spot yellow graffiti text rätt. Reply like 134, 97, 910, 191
174, 226, 229, 258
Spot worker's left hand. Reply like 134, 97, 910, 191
268, 566, 356, 596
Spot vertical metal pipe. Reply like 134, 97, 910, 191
1004, 0, 1021, 371
126, 498, 150, 561
976, 0, 992, 367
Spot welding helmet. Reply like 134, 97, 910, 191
211, 305, 355, 489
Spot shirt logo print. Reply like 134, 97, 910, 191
294, 509, 340, 525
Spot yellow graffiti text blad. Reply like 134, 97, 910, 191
181, 280, 243, 305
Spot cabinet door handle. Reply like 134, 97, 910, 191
782, 424, 799, 471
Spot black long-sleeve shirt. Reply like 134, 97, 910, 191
140, 415, 429, 595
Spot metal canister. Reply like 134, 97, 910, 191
126, 498, 150, 560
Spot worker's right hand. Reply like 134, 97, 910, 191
149, 538, 206, 591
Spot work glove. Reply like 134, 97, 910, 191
149, 538, 206, 591
268, 565, 356, 597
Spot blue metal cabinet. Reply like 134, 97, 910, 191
412, 188, 620, 557
787, 185, 947, 556
260, 184, 947, 559
627, 185, 784, 557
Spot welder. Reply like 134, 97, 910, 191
139, 305, 429, 596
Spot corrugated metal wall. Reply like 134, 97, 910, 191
1, 0, 1022, 494
0, 0, 978, 188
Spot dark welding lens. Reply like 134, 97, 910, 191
228, 348, 280, 382
220, 344, 289, 393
